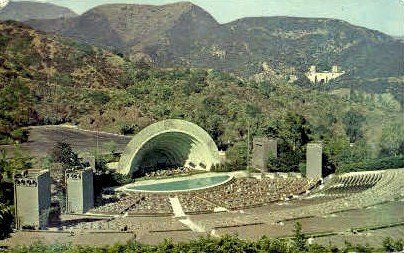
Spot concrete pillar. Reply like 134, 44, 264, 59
252, 137, 277, 172
306, 143, 323, 178
268, 138, 278, 159
66, 168, 94, 214
14, 170, 51, 230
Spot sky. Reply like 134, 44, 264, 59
12, 0, 404, 36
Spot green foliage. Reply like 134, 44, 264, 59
211, 162, 240, 172
343, 241, 374, 253
10, 128, 29, 143
119, 124, 139, 135
86, 91, 110, 105
0, 203, 13, 240
337, 155, 404, 173
382, 237, 403, 252
293, 222, 306, 251
0, 21, 402, 175
342, 109, 366, 143
92, 155, 132, 198
335, 140, 371, 167
50, 142, 80, 169
0, 79, 35, 142
379, 122, 404, 157
1, 146, 33, 178
6, 233, 401, 252
225, 141, 248, 170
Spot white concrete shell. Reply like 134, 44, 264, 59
118, 119, 220, 176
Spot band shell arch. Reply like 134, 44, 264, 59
118, 119, 220, 176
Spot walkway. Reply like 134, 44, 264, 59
169, 197, 206, 233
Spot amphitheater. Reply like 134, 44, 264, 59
2, 124, 403, 247
50, 168, 403, 247
85, 169, 403, 217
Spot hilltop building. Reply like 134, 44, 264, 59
14, 170, 51, 230
0, 0, 9, 9
306, 65, 345, 84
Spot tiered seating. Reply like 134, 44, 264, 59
126, 193, 173, 214
91, 195, 143, 214
178, 194, 217, 213
91, 193, 173, 215
317, 171, 384, 197
305, 169, 404, 216
180, 177, 314, 211
91, 177, 314, 215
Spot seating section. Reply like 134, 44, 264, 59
301, 169, 404, 216
92, 193, 173, 215
126, 193, 172, 214
185, 178, 313, 211
90, 177, 315, 215
319, 171, 383, 196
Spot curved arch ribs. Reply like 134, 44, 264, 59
118, 120, 220, 177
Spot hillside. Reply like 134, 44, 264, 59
27, 2, 219, 57
25, 2, 403, 93
0, 1, 77, 21
0, 20, 402, 171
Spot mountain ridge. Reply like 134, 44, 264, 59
16, 2, 404, 95
0, 1, 77, 21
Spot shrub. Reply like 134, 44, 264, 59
87, 91, 110, 105
293, 222, 306, 251
338, 155, 404, 173
10, 128, 29, 143
0, 204, 13, 240
119, 124, 140, 135
383, 237, 403, 252
50, 142, 80, 168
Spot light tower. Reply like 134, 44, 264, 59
14, 170, 51, 230
65, 168, 94, 214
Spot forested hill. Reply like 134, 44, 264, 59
25, 2, 403, 85
0, 21, 402, 172
0, 1, 77, 21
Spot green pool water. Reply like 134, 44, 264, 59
130, 175, 231, 192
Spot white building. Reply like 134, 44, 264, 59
306, 65, 345, 84
0, 0, 9, 9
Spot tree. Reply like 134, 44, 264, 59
379, 122, 404, 157
50, 142, 80, 169
0, 203, 13, 239
342, 109, 366, 143
293, 222, 306, 251
270, 112, 311, 172
383, 237, 403, 252
225, 141, 248, 170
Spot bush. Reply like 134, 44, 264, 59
10, 128, 29, 143
383, 237, 403, 252
119, 124, 140, 135
0, 204, 13, 240
338, 155, 404, 173
211, 162, 239, 172
50, 142, 80, 168
87, 91, 110, 105
293, 222, 306, 251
